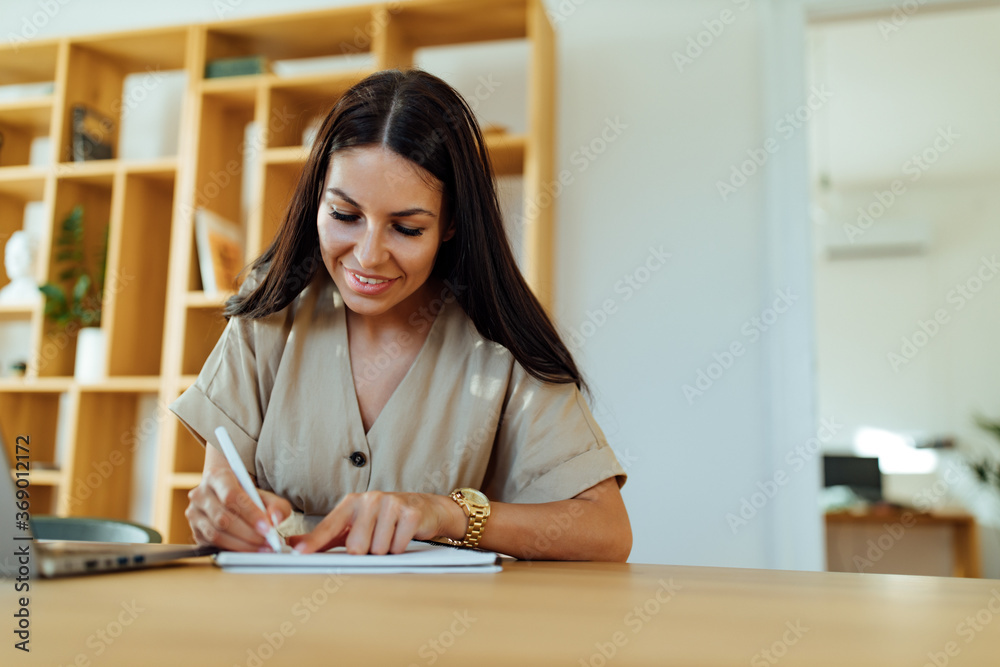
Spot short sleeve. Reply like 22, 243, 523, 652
168, 314, 265, 476
168, 266, 295, 476
482, 363, 627, 504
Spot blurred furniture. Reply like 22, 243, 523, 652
30, 515, 161, 543
826, 508, 980, 578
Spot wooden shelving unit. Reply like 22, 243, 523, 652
0, 0, 555, 542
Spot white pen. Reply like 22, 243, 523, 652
214, 426, 284, 553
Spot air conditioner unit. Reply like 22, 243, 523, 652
822, 218, 931, 259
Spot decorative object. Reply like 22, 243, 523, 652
194, 207, 243, 295
39, 205, 107, 329
73, 326, 106, 382
204, 55, 270, 78
38, 205, 108, 381
0, 230, 41, 305
71, 103, 115, 161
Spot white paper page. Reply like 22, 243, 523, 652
213, 540, 500, 570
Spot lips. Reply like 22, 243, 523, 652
343, 266, 398, 295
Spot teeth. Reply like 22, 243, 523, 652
352, 271, 388, 285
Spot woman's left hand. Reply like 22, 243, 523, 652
286, 491, 464, 555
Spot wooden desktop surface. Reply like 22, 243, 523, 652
21, 557, 1000, 666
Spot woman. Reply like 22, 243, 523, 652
171, 69, 631, 561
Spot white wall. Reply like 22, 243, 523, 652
807, 4, 1000, 577
0, 0, 825, 570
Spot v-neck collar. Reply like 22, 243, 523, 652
338, 291, 450, 442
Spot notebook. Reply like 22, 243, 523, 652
214, 540, 502, 574
0, 428, 217, 579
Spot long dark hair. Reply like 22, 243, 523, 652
227, 69, 585, 391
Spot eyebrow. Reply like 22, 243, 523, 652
326, 187, 437, 218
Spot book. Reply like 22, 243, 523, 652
194, 208, 244, 296
71, 104, 114, 162
204, 55, 270, 79
213, 540, 502, 574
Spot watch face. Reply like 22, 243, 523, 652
459, 488, 488, 506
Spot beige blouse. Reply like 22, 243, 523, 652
169, 269, 626, 522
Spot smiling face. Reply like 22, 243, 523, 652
316, 146, 454, 324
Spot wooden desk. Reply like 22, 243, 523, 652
17, 558, 1000, 666
826, 509, 981, 578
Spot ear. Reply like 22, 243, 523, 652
442, 220, 456, 243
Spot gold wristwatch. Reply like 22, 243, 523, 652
442, 488, 490, 549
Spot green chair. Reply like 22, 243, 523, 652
31, 516, 162, 543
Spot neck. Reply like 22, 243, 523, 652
345, 277, 449, 345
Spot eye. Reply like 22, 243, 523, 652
329, 207, 359, 222
394, 225, 423, 238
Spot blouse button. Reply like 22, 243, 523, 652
350, 451, 367, 467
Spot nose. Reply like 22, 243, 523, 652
355, 222, 388, 269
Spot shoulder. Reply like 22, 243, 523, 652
229, 264, 333, 352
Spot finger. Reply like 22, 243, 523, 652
191, 483, 267, 547
190, 512, 268, 552
287, 527, 348, 552
260, 491, 293, 527
369, 507, 400, 555
292, 498, 357, 554
206, 469, 268, 529
344, 494, 382, 555
389, 505, 421, 554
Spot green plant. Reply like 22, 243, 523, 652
39, 205, 108, 329
968, 415, 1000, 499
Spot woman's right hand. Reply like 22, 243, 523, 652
185, 445, 292, 551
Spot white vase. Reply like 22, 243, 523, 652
74, 327, 106, 382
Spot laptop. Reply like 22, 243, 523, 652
1, 430, 217, 578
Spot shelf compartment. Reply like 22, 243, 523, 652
0, 96, 53, 168
67, 391, 142, 519
258, 160, 302, 255
181, 307, 227, 377
486, 132, 526, 176
174, 425, 206, 475
387, 0, 528, 49
0, 165, 46, 200
104, 171, 174, 376
203, 6, 376, 65
0, 39, 60, 86
73, 27, 189, 73
38, 178, 113, 377
171, 472, 203, 488
167, 487, 196, 543
265, 71, 365, 148
185, 290, 231, 309
192, 93, 256, 230
0, 390, 62, 465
